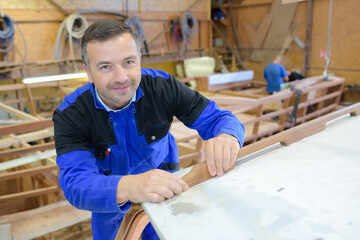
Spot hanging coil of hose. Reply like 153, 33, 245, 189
0, 14, 15, 53
0, 13, 27, 62
180, 11, 197, 51
171, 11, 197, 51
126, 16, 144, 40
126, 16, 149, 56
55, 13, 88, 71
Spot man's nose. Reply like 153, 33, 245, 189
115, 67, 128, 83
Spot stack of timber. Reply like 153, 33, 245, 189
0, 104, 59, 215
0, 102, 93, 239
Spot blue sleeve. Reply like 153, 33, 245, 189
280, 65, 288, 77
57, 150, 128, 213
263, 67, 267, 79
189, 101, 245, 147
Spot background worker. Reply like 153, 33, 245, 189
53, 19, 245, 240
264, 55, 289, 94
287, 69, 305, 82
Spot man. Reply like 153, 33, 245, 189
264, 55, 289, 94
53, 19, 244, 240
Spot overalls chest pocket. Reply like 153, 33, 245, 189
93, 145, 111, 175
143, 122, 171, 144
137, 122, 171, 171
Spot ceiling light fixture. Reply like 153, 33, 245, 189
23, 72, 87, 84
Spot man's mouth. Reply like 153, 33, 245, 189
112, 85, 130, 92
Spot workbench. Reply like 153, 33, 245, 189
142, 103, 360, 240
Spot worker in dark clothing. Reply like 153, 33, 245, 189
264, 55, 289, 94
287, 70, 305, 82
53, 19, 245, 240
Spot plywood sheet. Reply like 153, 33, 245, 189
251, 0, 298, 62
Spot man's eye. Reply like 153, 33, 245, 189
125, 60, 135, 65
100, 65, 111, 70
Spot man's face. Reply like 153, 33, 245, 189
84, 33, 141, 110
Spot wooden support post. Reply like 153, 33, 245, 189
209, 21, 213, 58
279, 97, 290, 131
252, 105, 263, 142
304, 0, 313, 76
198, 20, 202, 57
25, 85, 37, 116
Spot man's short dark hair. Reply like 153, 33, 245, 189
81, 18, 141, 67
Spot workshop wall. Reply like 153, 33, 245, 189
1, 0, 210, 78
308, 0, 360, 87
232, 0, 360, 86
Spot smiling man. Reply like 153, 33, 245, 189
53, 19, 245, 240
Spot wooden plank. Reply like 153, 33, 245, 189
250, 0, 282, 61
0, 186, 58, 203
0, 119, 53, 136
0, 149, 57, 171
0, 165, 58, 183
241, 20, 257, 45
218, 90, 265, 99
0, 142, 55, 159
282, 0, 306, 3
0, 129, 54, 149
251, 0, 298, 62
0, 102, 39, 121
0, 224, 11, 240
0, 201, 91, 240
261, 2, 298, 61
0, 83, 26, 92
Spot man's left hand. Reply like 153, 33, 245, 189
199, 134, 240, 177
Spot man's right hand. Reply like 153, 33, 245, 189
116, 169, 189, 203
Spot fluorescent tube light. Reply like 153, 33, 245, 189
23, 72, 87, 84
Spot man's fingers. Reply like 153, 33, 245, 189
158, 170, 189, 192
214, 143, 223, 176
199, 147, 206, 162
176, 177, 189, 192
156, 185, 175, 199
155, 171, 189, 196
230, 143, 240, 168
127, 170, 190, 203
223, 144, 231, 171
148, 192, 165, 203
200, 134, 241, 177
205, 141, 216, 176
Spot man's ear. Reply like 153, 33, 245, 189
83, 64, 93, 83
